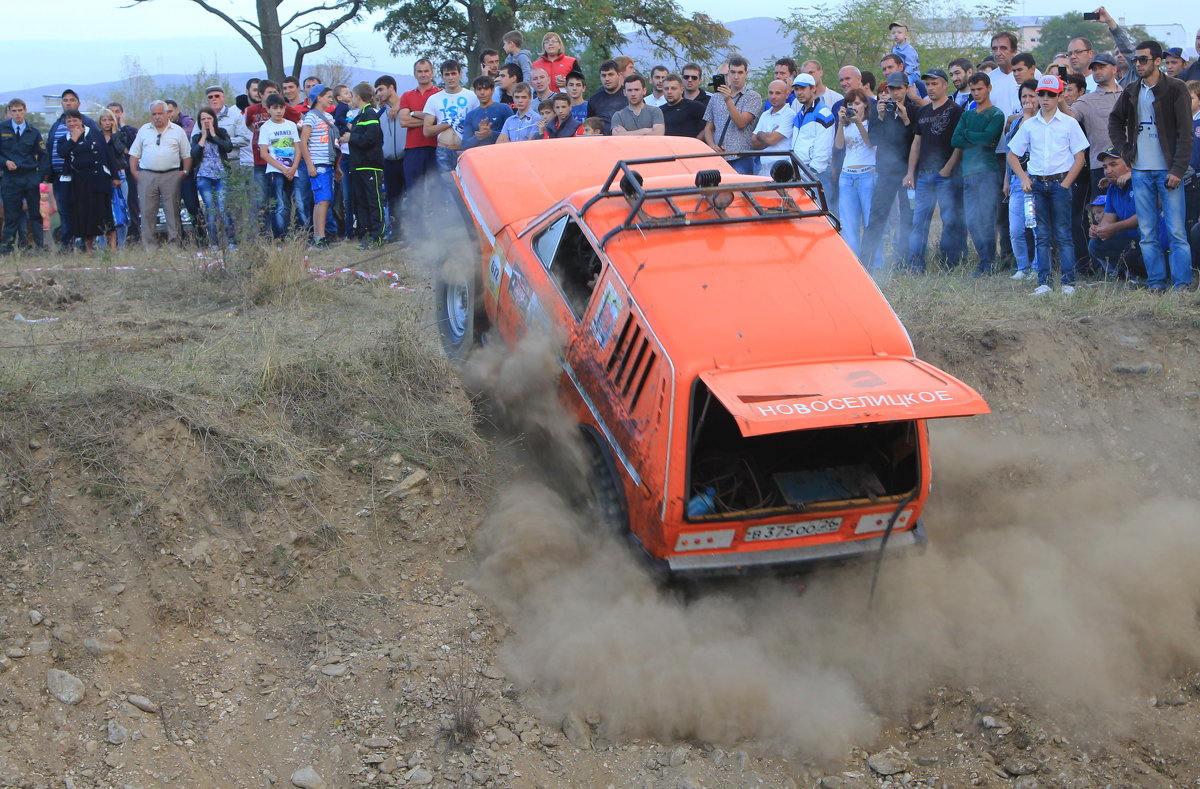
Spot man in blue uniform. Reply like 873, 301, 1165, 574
0, 99, 50, 253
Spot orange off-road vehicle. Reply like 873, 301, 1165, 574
439, 136, 988, 575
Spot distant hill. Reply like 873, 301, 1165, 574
5, 68, 415, 118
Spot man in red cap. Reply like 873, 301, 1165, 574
1006, 74, 1089, 295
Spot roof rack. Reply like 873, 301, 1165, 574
579, 150, 840, 248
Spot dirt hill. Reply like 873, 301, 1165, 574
2, 247, 1200, 789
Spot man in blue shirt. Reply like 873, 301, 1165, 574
1088, 147, 1168, 281
462, 77, 514, 149
0, 98, 50, 253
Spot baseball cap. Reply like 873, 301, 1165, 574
888, 21, 907, 30
921, 68, 950, 82
1090, 195, 1107, 206
791, 74, 816, 87
1088, 52, 1118, 67
306, 83, 328, 105
1096, 145, 1121, 161
1164, 47, 1184, 59
885, 71, 909, 88
1036, 74, 1064, 93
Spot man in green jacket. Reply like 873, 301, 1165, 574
951, 72, 1005, 276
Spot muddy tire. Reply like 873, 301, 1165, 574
434, 269, 485, 363
579, 427, 630, 539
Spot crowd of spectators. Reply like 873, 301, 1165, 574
1, 13, 1199, 291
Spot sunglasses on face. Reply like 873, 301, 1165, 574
682, 75, 700, 80
1132, 55, 1153, 64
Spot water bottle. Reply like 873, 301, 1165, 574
1023, 194, 1036, 229
906, 187, 916, 207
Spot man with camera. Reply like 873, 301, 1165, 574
700, 56, 763, 175
858, 71, 921, 268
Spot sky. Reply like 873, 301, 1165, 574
2, 0, 1198, 91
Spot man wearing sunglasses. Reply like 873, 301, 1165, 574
680, 63, 710, 107
1108, 40, 1194, 291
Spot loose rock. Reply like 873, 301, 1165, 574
46, 669, 85, 705
290, 766, 326, 789
83, 637, 121, 658
126, 695, 158, 713
29, 610, 44, 626
1004, 759, 1039, 776
867, 747, 913, 776
561, 712, 592, 749
405, 767, 433, 785
364, 736, 390, 749
107, 719, 129, 745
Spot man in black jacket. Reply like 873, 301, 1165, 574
1108, 40, 1194, 290
0, 98, 50, 252
858, 71, 920, 269
346, 82, 384, 249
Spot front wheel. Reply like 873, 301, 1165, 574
434, 270, 484, 363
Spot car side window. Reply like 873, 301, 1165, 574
532, 214, 604, 320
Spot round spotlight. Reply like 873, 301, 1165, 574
619, 170, 645, 199
770, 161, 795, 183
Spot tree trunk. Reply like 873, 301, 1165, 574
258, 0, 286, 82
466, 0, 514, 73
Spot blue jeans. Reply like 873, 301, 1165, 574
907, 171, 964, 271
196, 175, 236, 247
253, 164, 271, 235
1131, 169, 1192, 289
292, 167, 313, 232
963, 170, 1001, 272
730, 157, 756, 175
1007, 174, 1034, 271
1031, 178, 1075, 286
838, 169, 876, 264
267, 172, 294, 239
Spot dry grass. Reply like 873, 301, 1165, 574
0, 239, 487, 527
879, 267, 1200, 339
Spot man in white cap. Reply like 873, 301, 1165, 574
789, 73, 837, 201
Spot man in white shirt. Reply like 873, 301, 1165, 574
645, 66, 669, 107
801, 60, 843, 106
749, 80, 795, 176
1006, 74, 1089, 294
422, 59, 480, 171
987, 32, 1022, 116
128, 99, 192, 247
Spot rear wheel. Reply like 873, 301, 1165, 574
434, 269, 485, 363
578, 427, 630, 539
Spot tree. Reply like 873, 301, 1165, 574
369, 0, 733, 76
127, 0, 366, 83
1030, 13, 1148, 69
780, 0, 1015, 79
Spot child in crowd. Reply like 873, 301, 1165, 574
565, 72, 589, 124
581, 117, 605, 136
889, 23, 921, 85
536, 101, 556, 138
545, 94, 583, 138
502, 31, 534, 83
1006, 74, 1088, 295
258, 93, 300, 239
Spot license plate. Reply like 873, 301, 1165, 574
743, 518, 842, 543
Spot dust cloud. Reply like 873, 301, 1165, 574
467, 342, 1200, 763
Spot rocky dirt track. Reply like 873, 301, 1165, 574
2, 252, 1200, 789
